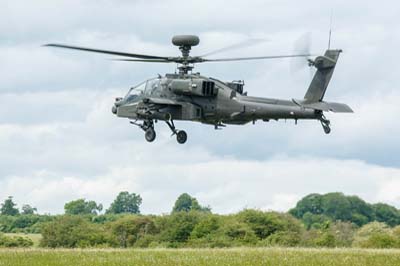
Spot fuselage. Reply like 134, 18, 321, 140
113, 73, 318, 126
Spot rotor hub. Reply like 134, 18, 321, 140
171, 35, 200, 74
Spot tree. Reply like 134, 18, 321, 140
301, 212, 330, 229
290, 192, 400, 226
106, 192, 142, 214
64, 199, 103, 215
172, 193, 210, 213
321, 192, 352, 221
21, 204, 37, 215
289, 193, 323, 218
0, 197, 19, 216
347, 195, 374, 224
372, 203, 400, 226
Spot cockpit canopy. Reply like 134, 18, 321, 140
125, 77, 161, 102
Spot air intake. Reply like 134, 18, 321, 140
202, 81, 215, 96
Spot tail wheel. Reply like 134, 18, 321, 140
320, 120, 331, 134
323, 124, 331, 134
145, 128, 156, 142
176, 130, 187, 144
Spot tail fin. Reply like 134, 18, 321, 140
304, 49, 342, 102
295, 49, 352, 113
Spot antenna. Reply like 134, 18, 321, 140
328, 10, 333, 49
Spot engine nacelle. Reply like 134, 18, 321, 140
170, 79, 217, 97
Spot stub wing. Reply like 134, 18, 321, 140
145, 97, 182, 106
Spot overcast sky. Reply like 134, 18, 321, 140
1, 0, 400, 214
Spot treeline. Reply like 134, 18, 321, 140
1, 192, 400, 248
290, 192, 400, 227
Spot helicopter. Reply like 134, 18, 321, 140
45, 35, 352, 144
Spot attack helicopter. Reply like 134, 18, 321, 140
45, 35, 352, 144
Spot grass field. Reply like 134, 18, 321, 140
0, 248, 400, 266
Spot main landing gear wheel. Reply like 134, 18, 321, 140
145, 128, 156, 142
166, 119, 188, 144
176, 130, 187, 144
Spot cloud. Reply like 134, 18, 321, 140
1, 0, 400, 214
2, 155, 399, 214
0, 73, 400, 213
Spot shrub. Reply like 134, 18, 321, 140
157, 212, 201, 245
329, 221, 356, 247
353, 222, 397, 248
237, 210, 285, 239
190, 215, 220, 239
107, 215, 157, 248
263, 231, 302, 247
40, 215, 108, 248
0, 234, 33, 247
217, 217, 258, 245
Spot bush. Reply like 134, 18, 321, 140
313, 232, 336, 247
108, 215, 157, 248
353, 222, 398, 248
157, 212, 201, 245
262, 231, 302, 247
237, 210, 303, 242
0, 215, 54, 233
300, 221, 355, 248
301, 229, 337, 247
40, 215, 108, 248
217, 217, 258, 245
190, 215, 220, 239
0, 234, 33, 247
329, 221, 356, 247
237, 210, 284, 239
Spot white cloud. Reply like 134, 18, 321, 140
0, 77, 400, 213
1, 155, 400, 214
1, 0, 400, 214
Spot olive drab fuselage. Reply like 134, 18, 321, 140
114, 73, 318, 126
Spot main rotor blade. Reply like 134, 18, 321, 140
112, 59, 173, 63
200, 38, 267, 57
203, 54, 314, 62
44, 44, 170, 60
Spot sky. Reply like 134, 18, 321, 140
1, 0, 400, 214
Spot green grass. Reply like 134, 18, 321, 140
4, 234, 42, 247
0, 248, 400, 266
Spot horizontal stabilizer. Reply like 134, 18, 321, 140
293, 99, 353, 113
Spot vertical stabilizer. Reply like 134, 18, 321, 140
304, 49, 342, 102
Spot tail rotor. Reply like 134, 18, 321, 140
290, 32, 315, 82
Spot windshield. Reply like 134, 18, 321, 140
125, 78, 161, 102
